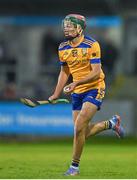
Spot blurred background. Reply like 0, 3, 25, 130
0, 0, 137, 139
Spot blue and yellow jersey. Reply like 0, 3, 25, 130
58, 35, 105, 94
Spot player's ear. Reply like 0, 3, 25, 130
77, 25, 83, 35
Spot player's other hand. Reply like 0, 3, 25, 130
63, 82, 77, 94
48, 94, 58, 101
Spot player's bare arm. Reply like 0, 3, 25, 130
64, 64, 101, 94
49, 65, 70, 100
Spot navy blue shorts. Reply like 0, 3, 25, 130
71, 89, 105, 111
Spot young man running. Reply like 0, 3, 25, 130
49, 14, 124, 176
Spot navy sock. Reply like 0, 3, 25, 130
104, 120, 112, 129
71, 159, 80, 168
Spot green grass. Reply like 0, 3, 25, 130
0, 137, 136, 179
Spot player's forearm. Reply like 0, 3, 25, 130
76, 69, 100, 86
53, 71, 69, 98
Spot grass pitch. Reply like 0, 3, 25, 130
0, 137, 136, 179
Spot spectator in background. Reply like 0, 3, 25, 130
41, 28, 58, 65
101, 36, 119, 86
3, 82, 17, 100
133, 48, 137, 75
0, 39, 8, 61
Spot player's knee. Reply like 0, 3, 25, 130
78, 109, 89, 120
74, 111, 89, 136
75, 125, 84, 137
75, 122, 86, 137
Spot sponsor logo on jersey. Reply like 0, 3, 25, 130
63, 51, 69, 59
71, 49, 78, 57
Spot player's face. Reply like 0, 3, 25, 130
63, 19, 78, 40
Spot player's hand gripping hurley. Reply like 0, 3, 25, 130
20, 98, 69, 108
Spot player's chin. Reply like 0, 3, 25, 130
64, 34, 71, 40
64, 33, 74, 40
64, 31, 69, 36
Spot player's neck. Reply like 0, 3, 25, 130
69, 34, 84, 47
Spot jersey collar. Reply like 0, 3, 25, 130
68, 34, 84, 48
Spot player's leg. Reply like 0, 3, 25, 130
72, 110, 106, 137
82, 89, 124, 139
64, 94, 82, 176
72, 111, 124, 139
72, 96, 124, 139
85, 115, 124, 138
72, 111, 80, 124
66, 110, 80, 175
64, 102, 97, 176
85, 121, 106, 138
72, 102, 97, 160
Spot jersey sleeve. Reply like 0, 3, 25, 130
58, 45, 67, 66
88, 41, 101, 64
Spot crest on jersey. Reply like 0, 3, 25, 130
63, 51, 69, 59
71, 49, 78, 57
82, 48, 87, 57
